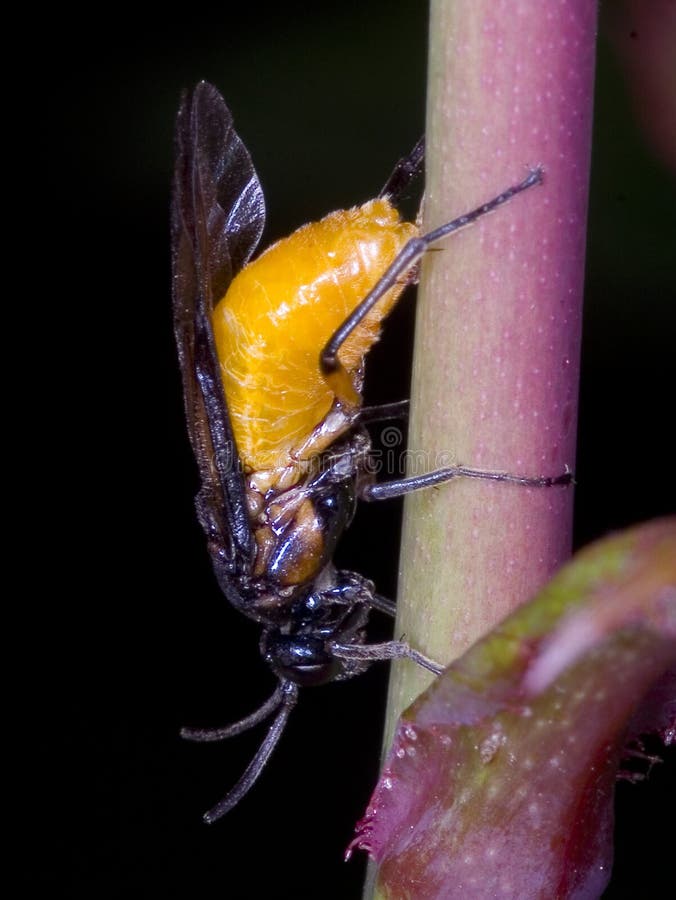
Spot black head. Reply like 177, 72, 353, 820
261, 569, 374, 685
262, 631, 343, 686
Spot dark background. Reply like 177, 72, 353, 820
41, 2, 674, 897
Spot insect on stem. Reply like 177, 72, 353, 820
173, 82, 569, 821
320, 167, 544, 374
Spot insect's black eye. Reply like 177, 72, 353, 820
283, 661, 341, 687
263, 633, 341, 686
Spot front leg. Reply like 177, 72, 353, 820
329, 638, 443, 676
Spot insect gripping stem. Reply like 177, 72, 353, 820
320, 168, 544, 374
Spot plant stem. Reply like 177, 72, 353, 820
382, 0, 596, 748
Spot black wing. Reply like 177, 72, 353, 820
379, 136, 425, 205
171, 81, 265, 574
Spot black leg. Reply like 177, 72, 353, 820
361, 464, 573, 502
367, 593, 397, 618
356, 399, 410, 425
320, 168, 544, 375
330, 639, 443, 676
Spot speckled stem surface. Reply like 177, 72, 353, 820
383, 0, 596, 741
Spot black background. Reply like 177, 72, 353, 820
37, 2, 674, 897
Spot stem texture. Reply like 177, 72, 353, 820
384, 0, 596, 737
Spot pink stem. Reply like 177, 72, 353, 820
383, 0, 597, 732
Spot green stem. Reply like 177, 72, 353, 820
379, 0, 596, 811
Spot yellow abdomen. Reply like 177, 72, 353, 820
212, 197, 416, 475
